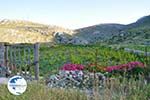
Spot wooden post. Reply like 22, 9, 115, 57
34, 43, 40, 80
0, 43, 5, 66
18, 48, 22, 74
27, 47, 31, 72
5, 45, 9, 70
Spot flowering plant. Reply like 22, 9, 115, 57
86, 63, 105, 72
105, 61, 145, 72
60, 63, 84, 71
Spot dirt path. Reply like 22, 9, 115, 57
0, 77, 9, 84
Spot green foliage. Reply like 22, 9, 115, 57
39, 44, 147, 76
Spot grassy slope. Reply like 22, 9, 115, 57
0, 20, 73, 44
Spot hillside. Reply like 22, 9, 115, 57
0, 15, 150, 45
75, 15, 150, 44
0, 19, 74, 44
111, 15, 150, 44
75, 24, 125, 43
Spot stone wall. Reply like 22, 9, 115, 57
124, 48, 150, 56
0, 44, 5, 66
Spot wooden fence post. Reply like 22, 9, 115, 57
0, 43, 5, 66
5, 44, 9, 69
34, 43, 40, 80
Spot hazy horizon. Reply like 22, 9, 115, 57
0, 0, 150, 29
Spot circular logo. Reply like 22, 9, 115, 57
7, 76, 27, 95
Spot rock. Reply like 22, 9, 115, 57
54, 32, 69, 44
124, 48, 150, 56
124, 48, 133, 52
47, 70, 105, 89
69, 36, 89, 45
54, 32, 89, 45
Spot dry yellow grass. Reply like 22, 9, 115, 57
0, 83, 87, 100
0, 77, 150, 100
0, 19, 74, 44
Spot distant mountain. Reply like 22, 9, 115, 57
75, 15, 150, 44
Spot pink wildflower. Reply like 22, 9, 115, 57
105, 61, 145, 72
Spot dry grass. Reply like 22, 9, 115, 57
0, 77, 150, 100
0, 82, 87, 100
90, 77, 150, 100
0, 19, 74, 44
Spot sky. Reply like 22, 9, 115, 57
0, 0, 150, 29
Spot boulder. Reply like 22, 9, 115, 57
54, 32, 69, 44
54, 32, 89, 45
69, 36, 89, 45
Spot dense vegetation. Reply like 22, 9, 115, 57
39, 44, 149, 76
1, 44, 150, 100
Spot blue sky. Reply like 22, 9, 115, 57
0, 0, 150, 29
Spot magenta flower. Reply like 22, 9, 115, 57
105, 61, 145, 72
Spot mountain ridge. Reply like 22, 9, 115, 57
0, 15, 150, 44
75, 15, 150, 44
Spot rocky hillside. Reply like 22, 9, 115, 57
0, 19, 74, 44
111, 15, 150, 44
75, 24, 125, 43
75, 15, 150, 44
0, 15, 150, 45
